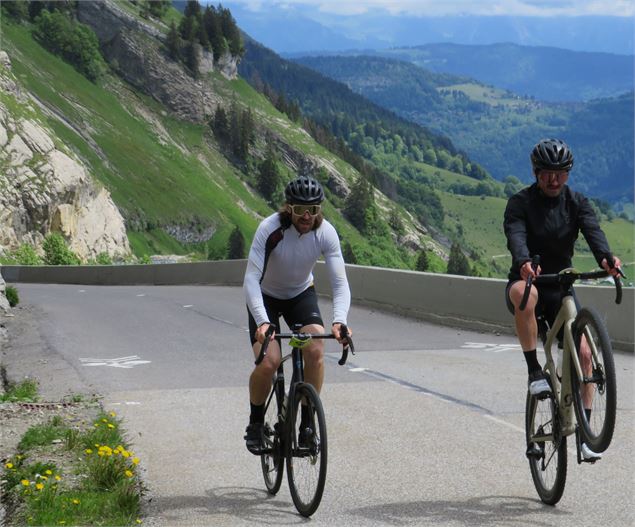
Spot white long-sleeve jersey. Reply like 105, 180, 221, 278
243, 213, 351, 327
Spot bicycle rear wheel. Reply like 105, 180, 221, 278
286, 383, 327, 517
571, 307, 617, 453
525, 391, 567, 505
261, 378, 284, 494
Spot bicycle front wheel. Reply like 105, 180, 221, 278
261, 379, 284, 494
571, 307, 617, 453
286, 383, 327, 517
525, 391, 567, 505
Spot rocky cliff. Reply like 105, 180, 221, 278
77, 0, 238, 123
0, 52, 130, 261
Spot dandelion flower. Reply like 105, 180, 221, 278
136, 520, 142, 524
122, 451, 130, 458
72, 499, 80, 505
110, 411, 116, 417
21, 480, 30, 486
55, 475, 62, 481
45, 470, 53, 475
35, 483, 44, 490
85, 449, 93, 455
5, 463, 13, 469
107, 423, 115, 429
132, 457, 140, 465
125, 470, 134, 478
102, 418, 108, 423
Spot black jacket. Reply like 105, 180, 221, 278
504, 184, 612, 280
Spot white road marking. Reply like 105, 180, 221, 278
183, 304, 193, 308
79, 355, 151, 368
462, 342, 523, 353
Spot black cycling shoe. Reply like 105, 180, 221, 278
526, 442, 544, 459
244, 422, 265, 455
298, 426, 314, 449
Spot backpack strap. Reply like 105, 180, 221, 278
260, 226, 285, 284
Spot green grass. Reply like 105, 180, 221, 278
1, 378, 39, 403
3, 411, 142, 527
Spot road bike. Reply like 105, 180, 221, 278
255, 323, 354, 517
520, 258, 623, 505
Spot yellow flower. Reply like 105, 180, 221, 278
21, 479, 30, 486
16, 455, 23, 460
132, 457, 140, 465
5, 463, 13, 469
125, 470, 134, 478
101, 418, 108, 423
110, 411, 116, 417
55, 475, 62, 481
58, 521, 66, 525
85, 449, 93, 455
41, 476, 48, 480
45, 470, 53, 475
94, 444, 100, 448
136, 520, 142, 524
72, 499, 80, 505
94, 423, 100, 428
35, 483, 44, 490
107, 423, 115, 429
98, 451, 105, 457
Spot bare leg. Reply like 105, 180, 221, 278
249, 340, 281, 405
580, 335, 595, 409
300, 323, 325, 394
508, 281, 539, 351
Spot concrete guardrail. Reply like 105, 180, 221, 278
2, 260, 633, 351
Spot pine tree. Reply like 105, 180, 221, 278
166, 21, 182, 61
447, 243, 471, 276
342, 242, 357, 264
204, 5, 226, 61
212, 106, 229, 142
345, 175, 375, 233
257, 146, 280, 203
227, 226, 246, 259
416, 249, 429, 272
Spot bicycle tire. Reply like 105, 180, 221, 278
286, 383, 327, 517
525, 391, 567, 505
570, 307, 617, 453
261, 378, 284, 494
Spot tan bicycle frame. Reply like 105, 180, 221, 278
542, 294, 584, 437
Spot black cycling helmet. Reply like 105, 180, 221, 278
284, 175, 324, 204
530, 138, 574, 172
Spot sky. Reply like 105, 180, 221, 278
229, 0, 635, 17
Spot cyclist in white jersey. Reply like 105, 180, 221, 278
243, 175, 352, 454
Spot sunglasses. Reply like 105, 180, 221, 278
538, 170, 568, 181
289, 204, 321, 216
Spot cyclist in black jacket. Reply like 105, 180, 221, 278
504, 139, 622, 410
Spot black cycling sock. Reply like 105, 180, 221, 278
250, 403, 265, 424
300, 404, 311, 428
524, 350, 541, 374
585, 408, 592, 421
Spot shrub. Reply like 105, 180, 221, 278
5, 285, 19, 307
13, 243, 43, 265
33, 10, 106, 82
42, 233, 81, 265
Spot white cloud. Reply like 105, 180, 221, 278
228, 0, 635, 17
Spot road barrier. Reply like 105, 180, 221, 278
2, 261, 632, 350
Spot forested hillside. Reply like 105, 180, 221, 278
294, 55, 634, 209
371, 43, 633, 102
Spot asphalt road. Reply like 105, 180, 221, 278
3, 283, 634, 526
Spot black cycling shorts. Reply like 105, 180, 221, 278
247, 286, 324, 345
505, 279, 580, 343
